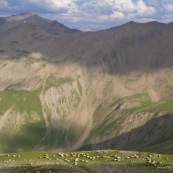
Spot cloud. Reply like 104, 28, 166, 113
164, 4, 173, 12
0, 0, 173, 30
0, 0, 76, 13
0, 0, 8, 7
109, 12, 125, 19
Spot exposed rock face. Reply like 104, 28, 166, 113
0, 13, 173, 154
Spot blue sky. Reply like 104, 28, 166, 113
0, 0, 173, 31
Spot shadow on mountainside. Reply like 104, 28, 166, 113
83, 114, 173, 154
1, 20, 173, 75
0, 117, 88, 153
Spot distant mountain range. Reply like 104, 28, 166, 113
0, 13, 173, 154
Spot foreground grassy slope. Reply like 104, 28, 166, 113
0, 150, 173, 173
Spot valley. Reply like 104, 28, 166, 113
0, 13, 173, 165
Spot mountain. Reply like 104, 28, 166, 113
0, 13, 173, 154
0, 13, 79, 34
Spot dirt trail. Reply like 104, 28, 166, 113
148, 88, 160, 102
0, 107, 13, 131
67, 113, 93, 151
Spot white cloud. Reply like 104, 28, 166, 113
72, 0, 156, 22
48, 0, 78, 12
112, 0, 136, 12
137, 0, 152, 13
0, 0, 8, 7
128, 0, 156, 17
50, 0, 73, 8
164, 4, 173, 12
109, 12, 125, 19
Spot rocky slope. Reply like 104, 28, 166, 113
0, 13, 173, 154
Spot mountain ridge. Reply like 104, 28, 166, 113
2, 13, 173, 34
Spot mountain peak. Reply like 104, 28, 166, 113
6, 12, 37, 22
16, 12, 36, 16
127, 21, 137, 24
0, 13, 80, 34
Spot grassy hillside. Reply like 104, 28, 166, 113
81, 94, 173, 153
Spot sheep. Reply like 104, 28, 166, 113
64, 159, 70, 162
134, 155, 139, 158
75, 158, 79, 162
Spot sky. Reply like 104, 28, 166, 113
0, 0, 173, 31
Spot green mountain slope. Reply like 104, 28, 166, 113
0, 56, 172, 154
